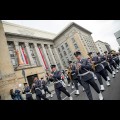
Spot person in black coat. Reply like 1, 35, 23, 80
23, 83, 33, 100
31, 77, 49, 100
41, 78, 53, 98
74, 51, 104, 100
49, 65, 73, 100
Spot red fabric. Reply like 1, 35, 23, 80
22, 47, 29, 64
38, 48, 48, 69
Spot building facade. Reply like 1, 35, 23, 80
114, 30, 120, 46
95, 40, 112, 55
0, 21, 98, 99
54, 22, 98, 68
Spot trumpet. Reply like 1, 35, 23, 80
89, 56, 96, 71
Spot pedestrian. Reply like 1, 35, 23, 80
31, 77, 49, 100
23, 83, 33, 100
41, 77, 53, 98
74, 51, 104, 100
49, 65, 73, 100
15, 88, 24, 100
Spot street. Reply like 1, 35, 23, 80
47, 71, 120, 100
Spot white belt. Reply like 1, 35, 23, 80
26, 92, 32, 94
54, 80, 62, 84
101, 60, 107, 63
78, 71, 90, 76
35, 88, 41, 91
71, 73, 75, 75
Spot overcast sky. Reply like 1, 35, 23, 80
3, 20, 120, 51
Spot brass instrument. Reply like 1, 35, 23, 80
89, 56, 96, 71
67, 67, 72, 81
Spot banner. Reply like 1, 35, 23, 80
38, 47, 48, 69
22, 47, 29, 64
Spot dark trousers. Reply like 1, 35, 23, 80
110, 63, 117, 71
67, 77, 71, 84
96, 69, 107, 85
81, 78, 100, 100
26, 96, 34, 100
95, 72, 103, 85
36, 94, 49, 100
44, 88, 51, 97
104, 65, 112, 75
116, 60, 120, 66
55, 86, 70, 100
72, 78, 82, 90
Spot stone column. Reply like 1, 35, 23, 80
48, 45, 58, 69
0, 21, 15, 78
25, 42, 35, 66
34, 43, 45, 67
41, 44, 51, 70
54, 48, 64, 70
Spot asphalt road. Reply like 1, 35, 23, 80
47, 70, 120, 100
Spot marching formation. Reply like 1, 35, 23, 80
10, 51, 120, 100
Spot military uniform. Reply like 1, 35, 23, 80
107, 53, 118, 73
41, 79, 53, 98
74, 51, 103, 100
24, 84, 33, 100
49, 65, 73, 100
97, 52, 114, 79
32, 79, 49, 100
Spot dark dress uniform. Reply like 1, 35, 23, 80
107, 54, 117, 72
70, 64, 82, 90
32, 79, 49, 100
50, 66, 72, 100
112, 54, 120, 68
41, 80, 52, 97
76, 58, 101, 100
24, 86, 33, 100
97, 53, 113, 78
92, 55, 108, 85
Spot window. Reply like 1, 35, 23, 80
71, 56, 74, 60
33, 58, 37, 65
61, 45, 64, 50
67, 48, 71, 53
7, 42, 17, 67
9, 50, 15, 57
71, 38, 75, 43
60, 53, 63, 58
58, 48, 60, 52
65, 43, 68, 47
63, 51, 67, 56
30, 50, 35, 57
74, 43, 79, 49
11, 58, 16, 66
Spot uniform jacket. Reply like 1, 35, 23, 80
77, 58, 93, 81
92, 56, 104, 72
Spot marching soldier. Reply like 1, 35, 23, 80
68, 61, 84, 95
41, 78, 53, 98
23, 83, 33, 100
49, 65, 73, 100
74, 51, 104, 100
97, 52, 115, 79
112, 53, 120, 70
105, 51, 118, 74
31, 77, 49, 100
88, 52, 110, 91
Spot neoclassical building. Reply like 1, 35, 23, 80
0, 21, 98, 99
